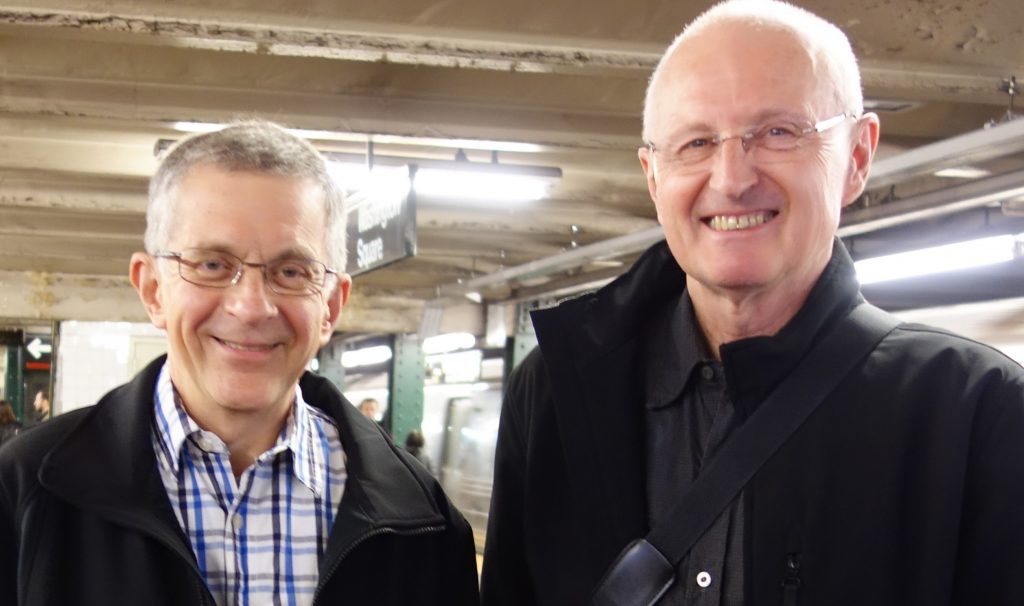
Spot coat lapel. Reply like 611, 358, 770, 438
38, 356, 198, 566
531, 241, 687, 558
297, 374, 448, 574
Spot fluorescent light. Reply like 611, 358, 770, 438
862, 98, 920, 113
172, 121, 223, 134
372, 135, 542, 154
328, 163, 411, 200
855, 234, 1019, 285
171, 122, 542, 153
934, 167, 992, 179
422, 332, 476, 355
341, 345, 393, 369
414, 168, 551, 202
328, 160, 556, 203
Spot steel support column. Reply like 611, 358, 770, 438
388, 333, 424, 443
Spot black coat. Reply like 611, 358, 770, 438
0, 422, 19, 448
0, 357, 480, 606
480, 240, 1024, 606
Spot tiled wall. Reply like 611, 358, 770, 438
56, 321, 167, 414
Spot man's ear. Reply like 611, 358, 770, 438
130, 252, 167, 329
638, 146, 664, 223
320, 273, 351, 345
842, 112, 880, 207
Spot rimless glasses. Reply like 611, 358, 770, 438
646, 112, 854, 173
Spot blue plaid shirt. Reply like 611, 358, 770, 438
150, 364, 347, 606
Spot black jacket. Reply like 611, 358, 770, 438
480, 240, 1024, 605
0, 422, 19, 448
0, 357, 479, 606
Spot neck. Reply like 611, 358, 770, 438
688, 276, 815, 360
184, 399, 291, 479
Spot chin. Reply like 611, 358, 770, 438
212, 383, 291, 413
701, 264, 776, 291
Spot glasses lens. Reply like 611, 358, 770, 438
267, 259, 325, 294
754, 122, 806, 152
178, 249, 240, 287
655, 137, 717, 168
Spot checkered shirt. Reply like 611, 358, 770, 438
150, 363, 347, 606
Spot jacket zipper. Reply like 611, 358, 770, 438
311, 524, 445, 605
781, 552, 802, 606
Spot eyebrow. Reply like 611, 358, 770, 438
663, 109, 809, 139
185, 244, 321, 262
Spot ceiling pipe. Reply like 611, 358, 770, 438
839, 168, 1024, 236
437, 225, 664, 298
867, 117, 1024, 189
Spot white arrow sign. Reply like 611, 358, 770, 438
26, 337, 52, 360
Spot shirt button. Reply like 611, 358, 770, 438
696, 571, 712, 588
232, 514, 244, 533
701, 365, 715, 380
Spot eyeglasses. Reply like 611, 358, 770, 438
646, 112, 854, 173
153, 249, 337, 296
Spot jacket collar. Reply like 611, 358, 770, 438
39, 356, 446, 566
531, 238, 862, 538
644, 292, 709, 409
529, 241, 686, 554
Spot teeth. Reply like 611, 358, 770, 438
708, 212, 775, 232
221, 339, 273, 352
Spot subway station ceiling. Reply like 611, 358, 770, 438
1, 0, 1024, 333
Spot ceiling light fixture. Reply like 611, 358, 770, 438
326, 156, 561, 203
933, 167, 992, 179
413, 167, 550, 201
854, 233, 1021, 285
341, 345, 393, 369
422, 332, 477, 355
862, 97, 921, 113
170, 121, 543, 153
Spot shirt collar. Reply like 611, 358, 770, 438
151, 361, 326, 496
644, 291, 714, 409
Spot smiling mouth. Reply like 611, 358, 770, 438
705, 211, 778, 232
215, 337, 277, 352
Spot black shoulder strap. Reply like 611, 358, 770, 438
589, 303, 900, 606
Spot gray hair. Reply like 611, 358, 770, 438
642, 0, 863, 143
146, 120, 347, 271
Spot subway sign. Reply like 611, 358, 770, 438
344, 166, 417, 277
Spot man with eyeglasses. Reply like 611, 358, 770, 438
482, 1, 1024, 605
0, 121, 479, 605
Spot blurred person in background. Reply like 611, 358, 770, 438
404, 429, 434, 475
358, 396, 381, 422
0, 401, 20, 447
31, 391, 49, 424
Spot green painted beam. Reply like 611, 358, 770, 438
388, 333, 424, 443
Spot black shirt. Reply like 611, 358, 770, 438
645, 293, 745, 605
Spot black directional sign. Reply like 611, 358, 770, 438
345, 166, 417, 276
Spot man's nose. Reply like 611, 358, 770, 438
707, 137, 759, 197
223, 266, 277, 321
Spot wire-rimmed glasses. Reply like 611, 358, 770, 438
646, 112, 854, 173
153, 248, 337, 296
